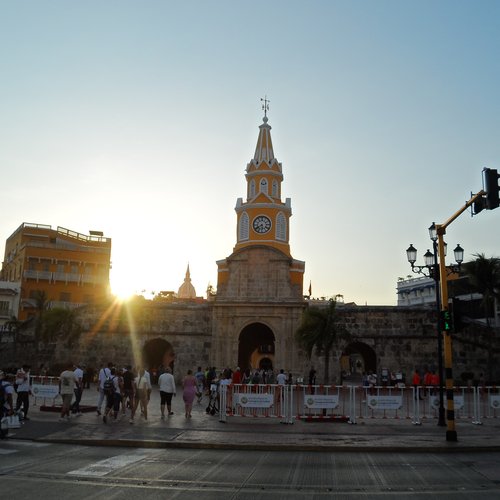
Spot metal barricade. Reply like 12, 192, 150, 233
353, 385, 410, 422
30, 375, 60, 407
475, 386, 500, 421
292, 384, 353, 423
219, 384, 291, 424
415, 385, 477, 422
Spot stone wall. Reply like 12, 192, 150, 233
1, 300, 498, 385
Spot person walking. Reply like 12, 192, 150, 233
15, 364, 31, 420
1, 370, 15, 439
158, 367, 176, 418
70, 363, 84, 416
59, 362, 78, 422
182, 369, 197, 418
103, 367, 123, 423
96, 362, 112, 416
131, 367, 152, 423
121, 365, 135, 415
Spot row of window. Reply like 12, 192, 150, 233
248, 178, 280, 199
27, 290, 94, 303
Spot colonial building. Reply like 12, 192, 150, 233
0, 223, 111, 320
1, 108, 498, 386
0, 280, 20, 330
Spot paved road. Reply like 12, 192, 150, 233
2, 440, 500, 499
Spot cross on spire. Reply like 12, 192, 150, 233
261, 96, 270, 118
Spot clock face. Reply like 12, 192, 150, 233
253, 215, 271, 234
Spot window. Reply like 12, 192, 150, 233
276, 212, 287, 241
239, 212, 249, 241
260, 178, 268, 194
249, 179, 256, 198
272, 180, 278, 198
0, 301, 9, 311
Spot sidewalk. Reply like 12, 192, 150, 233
8, 384, 500, 452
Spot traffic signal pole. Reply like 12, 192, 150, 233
435, 191, 484, 441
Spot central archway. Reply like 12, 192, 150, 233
238, 323, 275, 372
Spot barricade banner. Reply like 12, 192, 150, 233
31, 384, 59, 399
490, 395, 500, 409
367, 395, 402, 410
237, 393, 274, 408
303, 394, 339, 409
429, 394, 464, 411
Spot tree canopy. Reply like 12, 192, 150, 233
295, 298, 350, 384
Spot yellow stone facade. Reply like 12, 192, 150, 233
0, 223, 111, 321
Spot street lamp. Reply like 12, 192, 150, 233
406, 223, 463, 428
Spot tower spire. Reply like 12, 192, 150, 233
261, 96, 270, 120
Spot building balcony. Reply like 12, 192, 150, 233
24, 270, 52, 281
0, 308, 15, 319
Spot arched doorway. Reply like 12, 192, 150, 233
142, 338, 175, 372
340, 341, 377, 383
238, 323, 275, 372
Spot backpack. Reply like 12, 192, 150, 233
0, 382, 5, 409
103, 376, 115, 395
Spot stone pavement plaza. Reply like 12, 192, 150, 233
7, 384, 500, 452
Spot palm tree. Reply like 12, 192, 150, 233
463, 253, 500, 326
32, 289, 49, 339
295, 298, 350, 384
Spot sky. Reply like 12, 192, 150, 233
1, 0, 499, 305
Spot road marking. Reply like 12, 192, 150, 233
0, 449, 17, 455
67, 453, 148, 477
6, 440, 50, 447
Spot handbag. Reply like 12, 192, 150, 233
6, 414, 21, 429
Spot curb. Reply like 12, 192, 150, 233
16, 436, 500, 454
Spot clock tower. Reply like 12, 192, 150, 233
213, 102, 306, 372
216, 104, 305, 301
233, 105, 291, 256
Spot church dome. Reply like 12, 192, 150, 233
178, 264, 197, 299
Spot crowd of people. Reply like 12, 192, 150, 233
1, 362, 301, 436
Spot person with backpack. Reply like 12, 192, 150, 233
102, 367, 123, 423
1, 370, 15, 439
96, 362, 112, 416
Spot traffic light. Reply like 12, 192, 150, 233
440, 309, 452, 332
484, 168, 500, 210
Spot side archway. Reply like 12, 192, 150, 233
340, 341, 377, 383
142, 338, 175, 372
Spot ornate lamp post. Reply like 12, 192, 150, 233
406, 223, 463, 428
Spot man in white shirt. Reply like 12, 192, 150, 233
131, 367, 152, 423
158, 367, 176, 418
71, 363, 84, 415
276, 369, 287, 385
96, 362, 112, 416
15, 364, 31, 420
59, 363, 78, 422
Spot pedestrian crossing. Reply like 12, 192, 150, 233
67, 451, 149, 477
